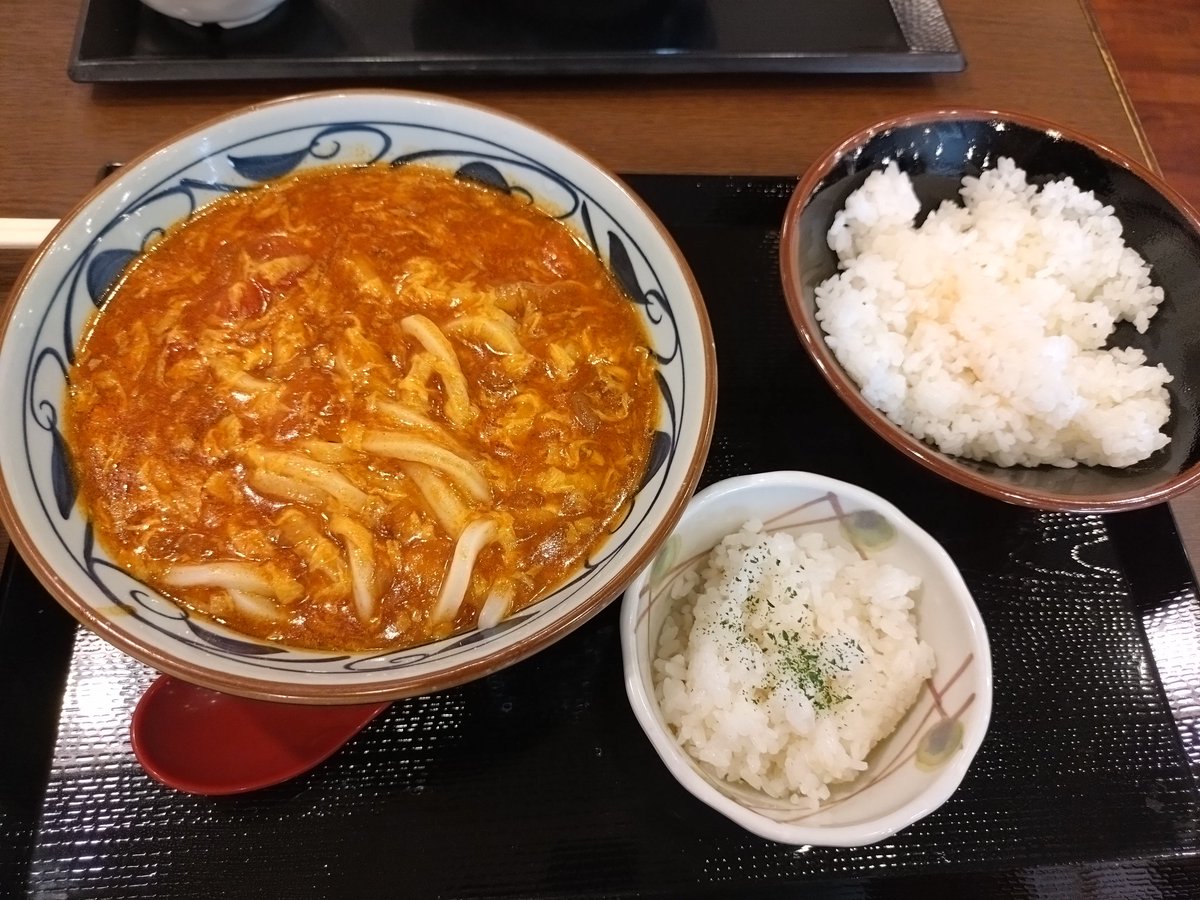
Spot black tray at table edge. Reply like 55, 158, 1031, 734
67, 0, 965, 83
3, 173, 1199, 897
1, 171, 1197, 783
3, 509, 1200, 898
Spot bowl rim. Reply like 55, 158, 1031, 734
620, 469, 993, 846
0, 88, 718, 703
778, 106, 1200, 514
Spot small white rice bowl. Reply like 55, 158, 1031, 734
815, 157, 1172, 469
621, 471, 991, 846
654, 521, 933, 807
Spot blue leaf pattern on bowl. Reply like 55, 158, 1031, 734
229, 147, 318, 182
641, 430, 672, 489
49, 420, 77, 519
608, 232, 643, 305
85, 249, 138, 307
454, 160, 514, 192
228, 124, 393, 182
187, 620, 295, 656
578, 201, 601, 255
29, 347, 76, 517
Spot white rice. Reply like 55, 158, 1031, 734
814, 157, 1172, 468
653, 521, 934, 807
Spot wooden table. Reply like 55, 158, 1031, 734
2, 0, 1197, 570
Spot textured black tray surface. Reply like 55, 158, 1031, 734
68, 0, 965, 82
2, 175, 1199, 898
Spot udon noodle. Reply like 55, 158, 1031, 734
66, 163, 659, 651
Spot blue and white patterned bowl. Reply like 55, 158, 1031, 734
0, 90, 716, 703
621, 471, 991, 845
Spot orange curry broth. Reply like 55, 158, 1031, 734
66, 163, 659, 651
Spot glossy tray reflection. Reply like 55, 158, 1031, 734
1, 175, 1198, 898
69, 0, 964, 82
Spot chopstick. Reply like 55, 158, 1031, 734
1, 164, 124, 251
0, 218, 59, 251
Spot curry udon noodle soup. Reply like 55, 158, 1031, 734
66, 164, 660, 653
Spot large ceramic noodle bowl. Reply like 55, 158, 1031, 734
0, 90, 716, 702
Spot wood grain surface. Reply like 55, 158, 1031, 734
1092, 0, 1200, 213
1088, 0, 1200, 570
1, 0, 1197, 572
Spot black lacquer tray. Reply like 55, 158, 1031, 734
3, 175, 1200, 898
68, 0, 964, 83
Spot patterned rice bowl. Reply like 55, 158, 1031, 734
620, 471, 992, 846
0, 89, 716, 703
